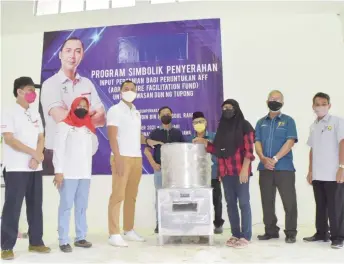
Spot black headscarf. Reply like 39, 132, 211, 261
213, 99, 254, 158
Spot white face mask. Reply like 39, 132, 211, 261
122, 91, 137, 103
314, 106, 329, 118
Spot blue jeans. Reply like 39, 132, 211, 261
58, 179, 90, 246
154, 170, 163, 224
222, 176, 252, 241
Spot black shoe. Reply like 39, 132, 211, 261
59, 244, 72, 253
331, 240, 343, 249
285, 235, 296, 243
214, 226, 223, 234
74, 240, 92, 248
257, 233, 279, 240
154, 224, 159, 234
303, 234, 330, 242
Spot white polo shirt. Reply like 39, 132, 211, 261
107, 100, 142, 157
53, 122, 99, 179
307, 114, 344, 181
1, 104, 44, 172
41, 70, 103, 149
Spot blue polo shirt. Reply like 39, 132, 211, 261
189, 131, 218, 179
255, 113, 298, 171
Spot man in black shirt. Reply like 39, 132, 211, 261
144, 106, 185, 233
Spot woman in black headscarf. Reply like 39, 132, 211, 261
194, 99, 255, 249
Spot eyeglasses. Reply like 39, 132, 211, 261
269, 98, 282, 103
192, 120, 206, 125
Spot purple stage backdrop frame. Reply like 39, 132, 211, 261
39, 18, 223, 175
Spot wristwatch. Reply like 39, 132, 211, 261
339, 164, 344, 169
273, 156, 279, 162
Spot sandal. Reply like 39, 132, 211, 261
226, 237, 239, 247
233, 238, 249, 249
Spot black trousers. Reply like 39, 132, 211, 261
312, 180, 344, 242
211, 179, 224, 228
1, 171, 44, 250
259, 170, 298, 236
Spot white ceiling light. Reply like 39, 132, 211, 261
151, 0, 176, 4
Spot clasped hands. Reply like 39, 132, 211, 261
28, 150, 44, 170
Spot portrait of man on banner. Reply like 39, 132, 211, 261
40, 37, 106, 175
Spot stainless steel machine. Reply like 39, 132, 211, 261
157, 143, 214, 245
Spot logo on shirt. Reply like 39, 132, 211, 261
62, 86, 68, 93
327, 126, 332, 131
277, 121, 285, 128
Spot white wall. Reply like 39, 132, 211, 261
1, 1, 344, 236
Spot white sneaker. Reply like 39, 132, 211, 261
123, 230, 145, 242
108, 234, 128, 247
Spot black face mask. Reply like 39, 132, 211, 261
161, 115, 172, 125
268, 101, 283, 112
74, 108, 88, 119
222, 109, 235, 120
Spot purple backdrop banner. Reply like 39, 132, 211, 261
39, 18, 223, 175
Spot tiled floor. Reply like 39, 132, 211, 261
7, 225, 343, 263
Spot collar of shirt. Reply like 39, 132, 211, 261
118, 100, 136, 112
15, 102, 31, 113
57, 69, 81, 85
315, 114, 331, 124
159, 125, 172, 131
15, 103, 39, 123
264, 112, 283, 120
193, 130, 210, 139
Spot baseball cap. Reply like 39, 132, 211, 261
14, 77, 41, 89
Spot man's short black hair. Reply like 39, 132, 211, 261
120, 80, 136, 90
192, 111, 205, 120
60, 37, 84, 51
13, 77, 40, 97
313, 92, 330, 104
158, 106, 173, 115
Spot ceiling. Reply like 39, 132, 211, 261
1, 0, 344, 36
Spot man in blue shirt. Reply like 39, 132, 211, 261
144, 106, 185, 234
255, 90, 298, 243
190, 112, 224, 234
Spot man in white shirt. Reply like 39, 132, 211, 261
41, 37, 106, 174
107, 80, 162, 247
303, 92, 344, 249
1, 77, 51, 260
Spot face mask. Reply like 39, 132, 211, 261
222, 109, 235, 119
74, 108, 88, 119
268, 101, 283, 112
314, 106, 329, 117
161, 115, 172, 125
24, 91, 37, 104
122, 91, 137, 103
194, 123, 206, 133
